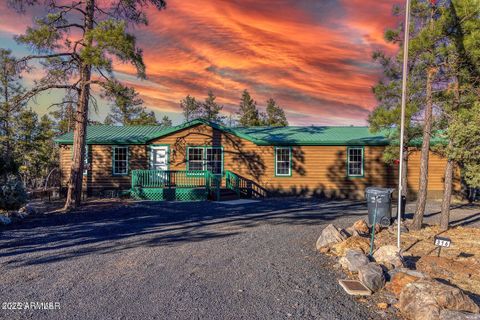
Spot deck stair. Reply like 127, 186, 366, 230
218, 188, 240, 201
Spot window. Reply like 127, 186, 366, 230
206, 148, 222, 175
187, 147, 204, 171
275, 147, 291, 176
347, 147, 364, 177
112, 146, 129, 176
84, 145, 89, 175
187, 147, 223, 175
72, 145, 89, 175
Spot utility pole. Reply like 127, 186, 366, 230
397, 0, 411, 249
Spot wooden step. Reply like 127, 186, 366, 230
218, 188, 239, 201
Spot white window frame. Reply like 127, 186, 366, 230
275, 147, 292, 177
347, 147, 364, 177
186, 147, 223, 175
112, 146, 129, 176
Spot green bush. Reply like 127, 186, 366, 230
0, 176, 28, 210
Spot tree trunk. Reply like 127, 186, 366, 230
440, 74, 460, 231
411, 67, 436, 230
63, 0, 95, 211
440, 158, 454, 231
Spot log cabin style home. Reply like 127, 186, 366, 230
54, 119, 459, 201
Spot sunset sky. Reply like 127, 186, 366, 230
0, 0, 402, 126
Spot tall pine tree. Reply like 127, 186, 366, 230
180, 94, 201, 121
237, 89, 262, 127
103, 82, 157, 125
436, 0, 480, 229
10, 0, 167, 210
201, 90, 224, 123
265, 98, 288, 126
0, 48, 26, 177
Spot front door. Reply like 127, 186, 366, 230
150, 146, 169, 170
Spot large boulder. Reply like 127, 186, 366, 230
358, 262, 385, 292
316, 224, 348, 251
439, 310, 480, 320
373, 245, 403, 270
339, 249, 370, 273
399, 279, 480, 320
330, 236, 370, 257
386, 271, 420, 297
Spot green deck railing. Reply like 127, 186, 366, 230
225, 170, 240, 197
132, 169, 208, 188
131, 170, 219, 201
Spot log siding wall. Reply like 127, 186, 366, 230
58, 124, 460, 199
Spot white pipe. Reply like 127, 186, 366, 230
398, 0, 411, 249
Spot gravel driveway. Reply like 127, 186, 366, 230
1, 198, 476, 319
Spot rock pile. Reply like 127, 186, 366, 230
315, 219, 480, 319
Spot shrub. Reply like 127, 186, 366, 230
0, 176, 28, 210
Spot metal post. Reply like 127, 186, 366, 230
369, 195, 379, 256
397, 0, 411, 249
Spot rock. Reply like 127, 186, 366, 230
399, 279, 480, 320
344, 226, 359, 237
358, 262, 385, 292
0, 215, 12, 225
318, 246, 330, 254
316, 224, 348, 251
352, 219, 370, 235
440, 310, 480, 320
330, 236, 370, 256
373, 245, 404, 269
388, 268, 427, 282
377, 302, 389, 310
386, 271, 420, 297
339, 249, 370, 273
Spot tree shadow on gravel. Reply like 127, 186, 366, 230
0, 199, 368, 267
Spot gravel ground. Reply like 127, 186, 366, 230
0, 198, 478, 320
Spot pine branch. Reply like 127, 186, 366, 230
18, 53, 77, 64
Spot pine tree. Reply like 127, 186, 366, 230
201, 90, 224, 123
15, 109, 39, 187
368, 42, 425, 200
0, 48, 26, 177
10, 0, 167, 210
265, 98, 288, 126
49, 98, 76, 135
411, 0, 476, 230
436, 0, 480, 229
159, 115, 172, 128
103, 82, 158, 125
36, 114, 58, 188
237, 89, 262, 127
180, 95, 201, 121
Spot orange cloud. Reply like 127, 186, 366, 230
0, 0, 402, 125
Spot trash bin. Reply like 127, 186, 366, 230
365, 187, 394, 227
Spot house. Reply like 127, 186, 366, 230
54, 119, 460, 201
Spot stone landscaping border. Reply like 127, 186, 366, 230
316, 219, 480, 320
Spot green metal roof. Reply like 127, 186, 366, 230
54, 119, 391, 146
54, 125, 167, 145
233, 126, 390, 146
